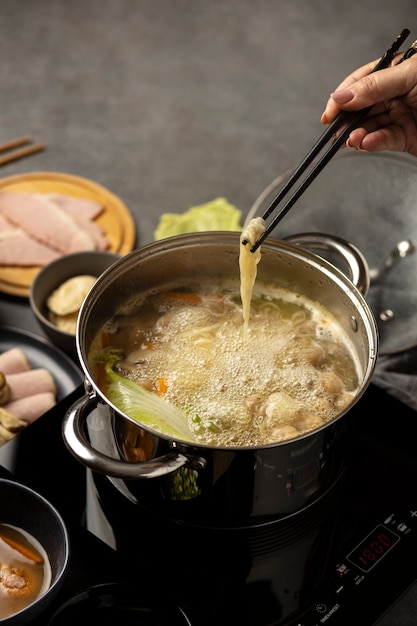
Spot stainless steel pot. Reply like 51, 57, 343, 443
63, 232, 378, 525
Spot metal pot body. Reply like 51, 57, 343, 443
63, 232, 378, 525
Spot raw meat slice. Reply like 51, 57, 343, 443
70, 218, 109, 250
5, 368, 57, 401
0, 214, 14, 230
0, 190, 96, 253
46, 193, 104, 220
3, 392, 56, 423
0, 228, 60, 266
0, 348, 58, 434
47, 193, 109, 250
0, 348, 31, 375
58, 213, 109, 250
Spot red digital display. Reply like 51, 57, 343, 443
346, 525, 400, 572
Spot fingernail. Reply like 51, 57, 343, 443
320, 112, 328, 124
330, 88, 354, 104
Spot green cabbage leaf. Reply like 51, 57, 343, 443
153, 197, 242, 240
95, 348, 196, 442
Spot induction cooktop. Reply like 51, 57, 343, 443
1, 383, 417, 625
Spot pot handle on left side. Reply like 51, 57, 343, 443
62, 392, 204, 479
284, 232, 370, 296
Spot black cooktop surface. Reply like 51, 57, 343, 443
1, 383, 417, 625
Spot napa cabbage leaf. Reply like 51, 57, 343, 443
95, 348, 196, 442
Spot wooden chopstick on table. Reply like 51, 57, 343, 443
0, 136, 45, 166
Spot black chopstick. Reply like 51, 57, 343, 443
398, 39, 417, 63
248, 28, 411, 253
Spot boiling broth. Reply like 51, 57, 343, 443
88, 278, 361, 447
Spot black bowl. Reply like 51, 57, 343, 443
47, 582, 195, 626
29, 250, 121, 354
0, 478, 70, 625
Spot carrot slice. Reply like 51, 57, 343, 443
0, 534, 44, 564
100, 331, 111, 347
96, 362, 107, 392
159, 291, 202, 305
156, 377, 168, 395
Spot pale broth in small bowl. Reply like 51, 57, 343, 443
0, 478, 69, 625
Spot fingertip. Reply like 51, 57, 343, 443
330, 88, 354, 104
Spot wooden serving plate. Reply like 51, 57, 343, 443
0, 171, 136, 297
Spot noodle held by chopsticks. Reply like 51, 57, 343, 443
239, 217, 266, 336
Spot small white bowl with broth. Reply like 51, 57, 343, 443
0, 478, 69, 624
29, 250, 121, 354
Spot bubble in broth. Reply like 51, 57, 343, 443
88, 278, 362, 447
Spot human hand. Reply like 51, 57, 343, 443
321, 55, 417, 157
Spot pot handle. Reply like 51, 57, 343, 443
284, 232, 370, 296
62, 392, 205, 479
